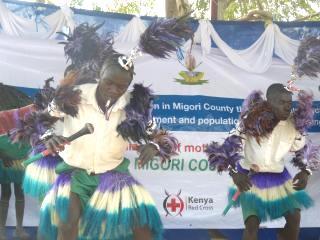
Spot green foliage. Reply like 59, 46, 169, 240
192, 0, 210, 19
35, 0, 320, 21
70, 0, 84, 8
108, 1, 140, 15
102, 0, 155, 16
223, 0, 320, 21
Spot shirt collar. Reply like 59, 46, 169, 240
278, 115, 293, 126
78, 83, 130, 112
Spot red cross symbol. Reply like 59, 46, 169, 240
167, 198, 181, 212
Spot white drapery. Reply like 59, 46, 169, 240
0, 3, 304, 72
194, 20, 300, 73
0, 0, 74, 39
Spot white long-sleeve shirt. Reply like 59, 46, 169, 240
233, 118, 305, 173
48, 83, 130, 174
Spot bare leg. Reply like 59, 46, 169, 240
133, 226, 153, 240
242, 215, 260, 240
0, 184, 11, 240
13, 183, 29, 239
57, 192, 81, 240
278, 209, 300, 240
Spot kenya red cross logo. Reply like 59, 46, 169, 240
163, 190, 184, 217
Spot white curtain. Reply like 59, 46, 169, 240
0, 3, 305, 72
0, 0, 74, 39
115, 16, 146, 43
194, 20, 301, 73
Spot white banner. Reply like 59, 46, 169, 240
2, 35, 320, 229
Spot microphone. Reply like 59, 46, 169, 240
222, 164, 259, 216
66, 123, 94, 142
22, 123, 94, 167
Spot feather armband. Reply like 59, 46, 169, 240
149, 129, 179, 162
291, 141, 320, 171
205, 135, 243, 173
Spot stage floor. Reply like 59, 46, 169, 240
2, 227, 320, 240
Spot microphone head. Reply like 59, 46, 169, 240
85, 123, 94, 134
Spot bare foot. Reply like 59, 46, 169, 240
277, 231, 285, 240
13, 227, 30, 240
208, 229, 228, 240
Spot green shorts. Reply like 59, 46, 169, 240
70, 158, 130, 209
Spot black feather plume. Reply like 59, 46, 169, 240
139, 14, 193, 58
59, 23, 116, 86
34, 77, 56, 110
54, 86, 81, 117
294, 37, 320, 78
59, 23, 114, 70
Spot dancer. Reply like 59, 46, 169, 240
0, 84, 34, 240
30, 16, 192, 240
206, 83, 318, 240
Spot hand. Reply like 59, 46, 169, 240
231, 172, 252, 192
44, 134, 69, 155
137, 143, 159, 168
293, 170, 309, 190
2, 158, 13, 168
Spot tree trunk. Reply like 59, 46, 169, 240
211, 0, 218, 20
217, 0, 233, 20
166, 0, 190, 18
166, 0, 179, 18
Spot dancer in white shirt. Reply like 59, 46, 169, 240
206, 83, 317, 240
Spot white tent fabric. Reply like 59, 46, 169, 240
0, 0, 74, 39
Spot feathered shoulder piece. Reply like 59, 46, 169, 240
53, 85, 82, 117
117, 84, 154, 143
239, 90, 278, 144
117, 84, 179, 161
294, 37, 320, 78
239, 90, 264, 119
293, 90, 314, 134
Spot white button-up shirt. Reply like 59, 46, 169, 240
49, 83, 130, 174
234, 118, 305, 173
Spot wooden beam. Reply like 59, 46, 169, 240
211, 0, 218, 20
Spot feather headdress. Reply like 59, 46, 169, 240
118, 14, 193, 71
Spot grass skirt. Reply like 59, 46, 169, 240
39, 166, 163, 240
228, 165, 313, 222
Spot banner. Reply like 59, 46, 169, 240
2, 39, 320, 229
